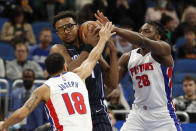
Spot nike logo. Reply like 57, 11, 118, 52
96, 108, 102, 113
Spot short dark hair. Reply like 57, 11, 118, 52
14, 42, 28, 52
45, 53, 65, 75
183, 75, 196, 83
146, 21, 168, 41
23, 69, 35, 78
40, 27, 52, 35
52, 11, 77, 28
160, 14, 173, 26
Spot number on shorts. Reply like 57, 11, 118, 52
136, 74, 150, 88
62, 92, 87, 115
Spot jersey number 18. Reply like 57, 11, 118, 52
62, 92, 87, 115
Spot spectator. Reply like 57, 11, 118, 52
75, 0, 93, 10
15, 0, 34, 23
30, 28, 52, 70
34, 0, 65, 21
77, 0, 107, 24
172, 0, 196, 19
6, 42, 44, 81
160, 14, 176, 42
0, 57, 5, 78
129, 0, 147, 31
0, 6, 36, 46
9, 69, 48, 130
145, 0, 179, 26
107, 0, 131, 25
108, 110, 118, 131
171, 6, 196, 43
173, 75, 196, 122
178, 27, 196, 59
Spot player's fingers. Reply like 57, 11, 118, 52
111, 32, 116, 36
94, 13, 100, 21
98, 11, 105, 21
95, 12, 104, 24
96, 20, 103, 27
100, 24, 105, 32
99, 11, 108, 22
105, 22, 109, 31
107, 22, 113, 32
97, 10, 101, 16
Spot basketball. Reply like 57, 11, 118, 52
79, 21, 100, 43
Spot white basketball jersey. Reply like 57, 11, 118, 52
44, 72, 92, 131
128, 48, 175, 109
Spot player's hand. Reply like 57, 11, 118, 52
99, 22, 116, 42
95, 10, 110, 26
83, 24, 100, 47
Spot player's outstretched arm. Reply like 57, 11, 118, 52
95, 10, 170, 55
74, 22, 116, 81
0, 85, 49, 130
100, 39, 118, 90
95, 10, 173, 67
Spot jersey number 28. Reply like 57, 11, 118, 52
62, 92, 87, 115
136, 74, 150, 88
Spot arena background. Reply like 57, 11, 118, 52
0, 0, 196, 130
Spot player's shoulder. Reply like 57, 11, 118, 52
65, 72, 81, 79
159, 40, 171, 50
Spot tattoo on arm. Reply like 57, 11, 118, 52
25, 93, 39, 111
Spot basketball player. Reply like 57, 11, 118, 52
51, 11, 118, 131
95, 11, 182, 131
0, 22, 115, 131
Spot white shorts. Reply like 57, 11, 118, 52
120, 104, 182, 131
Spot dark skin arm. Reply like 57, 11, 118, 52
113, 27, 173, 67
118, 52, 131, 82
95, 10, 173, 67
100, 39, 118, 92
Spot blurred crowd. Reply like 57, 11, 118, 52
0, 0, 196, 130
